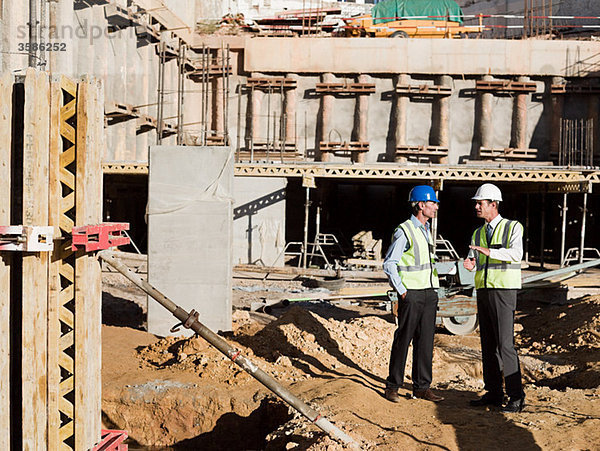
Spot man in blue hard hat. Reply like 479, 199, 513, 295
382, 185, 444, 403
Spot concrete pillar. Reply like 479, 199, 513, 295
432, 74, 452, 164
478, 74, 494, 156
319, 72, 335, 162
550, 76, 565, 161
394, 74, 410, 163
284, 73, 298, 145
511, 76, 529, 150
353, 73, 370, 163
212, 48, 225, 138
249, 71, 264, 149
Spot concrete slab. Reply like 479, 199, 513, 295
147, 146, 233, 336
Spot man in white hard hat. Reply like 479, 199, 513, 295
382, 185, 444, 404
463, 183, 526, 413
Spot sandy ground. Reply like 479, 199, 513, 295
101, 267, 600, 450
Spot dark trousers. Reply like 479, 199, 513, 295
477, 288, 524, 400
387, 288, 438, 391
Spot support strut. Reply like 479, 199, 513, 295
97, 250, 361, 450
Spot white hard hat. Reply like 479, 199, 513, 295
472, 183, 502, 202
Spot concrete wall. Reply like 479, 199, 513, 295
233, 177, 287, 266
244, 38, 600, 76
147, 146, 233, 336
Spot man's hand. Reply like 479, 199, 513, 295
463, 257, 476, 271
469, 245, 490, 257
401, 292, 407, 301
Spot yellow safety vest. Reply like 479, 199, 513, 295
395, 219, 440, 290
472, 218, 522, 289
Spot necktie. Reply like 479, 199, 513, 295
486, 224, 493, 243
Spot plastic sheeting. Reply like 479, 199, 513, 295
372, 0, 464, 24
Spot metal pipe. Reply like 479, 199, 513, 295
560, 193, 568, 267
320, 73, 335, 162
176, 41, 185, 145
579, 192, 588, 265
29, 0, 38, 67
97, 251, 360, 450
540, 192, 546, 269
524, 193, 530, 265
302, 186, 310, 269
156, 41, 166, 145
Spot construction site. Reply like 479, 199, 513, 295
1, 0, 600, 449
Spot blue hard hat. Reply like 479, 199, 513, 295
408, 185, 439, 203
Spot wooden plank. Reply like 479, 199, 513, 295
0, 71, 13, 451
47, 75, 65, 451
74, 76, 103, 450
21, 68, 50, 451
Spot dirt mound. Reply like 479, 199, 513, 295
516, 295, 600, 390
518, 295, 600, 353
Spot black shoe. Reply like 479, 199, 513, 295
413, 388, 444, 403
501, 397, 526, 413
469, 393, 503, 407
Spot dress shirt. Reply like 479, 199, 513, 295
383, 215, 432, 295
467, 214, 523, 263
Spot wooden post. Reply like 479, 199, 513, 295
74, 76, 103, 449
0, 71, 13, 451
48, 75, 78, 450
21, 67, 50, 451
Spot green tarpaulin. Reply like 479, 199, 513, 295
372, 0, 464, 25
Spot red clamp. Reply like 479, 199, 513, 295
91, 429, 128, 451
72, 223, 130, 252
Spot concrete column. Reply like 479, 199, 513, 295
319, 72, 335, 162
511, 76, 529, 150
478, 74, 494, 156
353, 73, 370, 163
212, 48, 225, 138
432, 74, 452, 164
249, 71, 264, 148
550, 76, 565, 161
284, 73, 298, 145
587, 93, 599, 164
394, 74, 410, 163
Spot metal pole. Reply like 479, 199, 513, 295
97, 251, 360, 450
524, 193, 530, 265
29, 0, 38, 67
579, 192, 588, 265
540, 192, 546, 269
303, 186, 310, 269
560, 193, 568, 267
176, 41, 185, 145
157, 41, 166, 145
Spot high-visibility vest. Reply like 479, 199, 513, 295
395, 219, 440, 290
472, 218, 522, 289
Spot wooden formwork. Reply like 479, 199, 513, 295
0, 69, 103, 450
